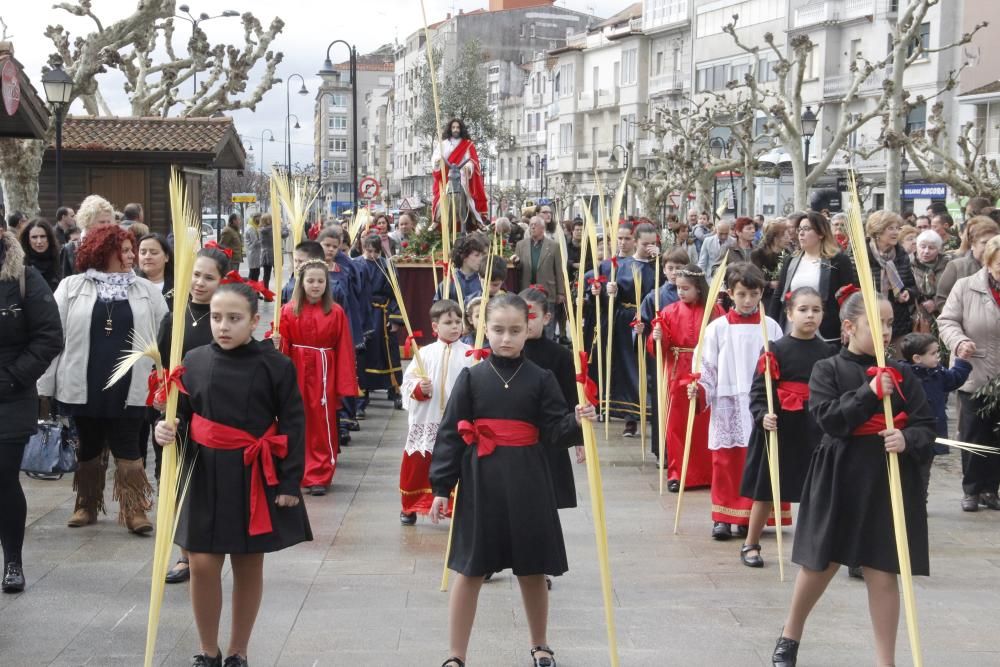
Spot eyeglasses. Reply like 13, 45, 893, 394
798, 226, 814, 233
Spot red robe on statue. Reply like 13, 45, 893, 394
279, 301, 359, 487
431, 137, 488, 225
647, 300, 724, 489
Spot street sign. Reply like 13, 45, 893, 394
359, 176, 380, 200
231, 193, 257, 204
902, 183, 947, 199
1, 60, 21, 116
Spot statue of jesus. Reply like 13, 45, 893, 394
431, 117, 488, 228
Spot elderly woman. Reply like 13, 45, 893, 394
865, 210, 918, 346
59, 194, 116, 278
938, 235, 1000, 512
909, 230, 950, 333
768, 211, 856, 341
20, 218, 62, 292
0, 230, 63, 592
899, 224, 919, 255
934, 216, 1000, 310
38, 225, 168, 534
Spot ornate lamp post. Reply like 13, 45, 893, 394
42, 61, 74, 209
285, 73, 309, 175
319, 41, 359, 212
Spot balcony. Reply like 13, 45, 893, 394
576, 151, 596, 170
823, 64, 891, 99
578, 90, 596, 111
517, 130, 546, 147
547, 100, 561, 120
530, 93, 544, 107
328, 127, 348, 136
649, 70, 690, 96
597, 88, 619, 108
793, 0, 876, 29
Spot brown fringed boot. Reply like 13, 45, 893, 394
113, 458, 154, 535
67, 456, 107, 527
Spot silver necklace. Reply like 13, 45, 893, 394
488, 360, 524, 389
188, 304, 210, 328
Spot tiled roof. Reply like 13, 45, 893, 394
960, 80, 1000, 97
55, 116, 238, 154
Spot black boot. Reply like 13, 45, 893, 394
771, 635, 799, 666
2, 562, 25, 593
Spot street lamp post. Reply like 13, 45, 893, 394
258, 129, 275, 175
709, 136, 739, 218
285, 73, 309, 176
319, 41, 359, 213
42, 60, 74, 210
175, 5, 240, 94
801, 105, 818, 175
608, 144, 630, 217
900, 154, 910, 211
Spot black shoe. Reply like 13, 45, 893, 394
165, 558, 190, 584
346, 421, 360, 432
962, 494, 980, 512
356, 408, 367, 421
712, 522, 731, 540
394, 397, 404, 410
848, 566, 864, 579
339, 431, 351, 446
2, 562, 25, 593
400, 511, 417, 526
731, 524, 748, 538
771, 635, 799, 666
530, 644, 556, 667
440, 658, 465, 667
223, 656, 248, 667
308, 485, 327, 496
980, 491, 1000, 510
622, 421, 637, 438
191, 652, 222, 667
740, 544, 764, 568
667, 479, 680, 493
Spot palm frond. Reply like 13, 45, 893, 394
105, 327, 162, 390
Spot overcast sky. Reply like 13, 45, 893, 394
2, 0, 624, 169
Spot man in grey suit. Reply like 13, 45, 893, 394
513, 217, 566, 338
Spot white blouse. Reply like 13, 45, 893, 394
790, 255, 822, 292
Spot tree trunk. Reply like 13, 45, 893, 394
789, 140, 808, 211
0, 138, 44, 217
884, 46, 908, 214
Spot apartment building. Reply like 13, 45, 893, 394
955, 0, 1000, 169
389, 0, 594, 206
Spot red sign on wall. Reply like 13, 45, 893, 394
1, 60, 21, 116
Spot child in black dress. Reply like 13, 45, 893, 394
155, 282, 311, 667
771, 293, 935, 667
740, 287, 836, 568
429, 293, 596, 667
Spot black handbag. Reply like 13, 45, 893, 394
20, 418, 79, 480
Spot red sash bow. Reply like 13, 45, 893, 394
679, 371, 701, 387
404, 331, 423, 356
204, 240, 233, 259
466, 348, 491, 360
457, 418, 539, 457
866, 366, 905, 400
756, 351, 780, 380
576, 351, 600, 406
777, 381, 809, 411
853, 411, 909, 436
190, 414, 289, 536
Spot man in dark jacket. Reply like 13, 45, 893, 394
0, 231, 64, 593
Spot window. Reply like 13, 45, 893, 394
696, 0, 782, 37
559, 64, 574, 96
908, 22, 931, 58
621, 49, 637, 85
331, 160, 348, 175
804, 44, 820, 80
673, 47, 682, 72
731, 62, 750, 84
327, 93, 347, 108
846, 113, 862, 150
655, 51, 664, 76
757, 57, 777, 82
696, 63, 730, 92
560, 123, 573, 156
328, 138, 348, 153
906, 104, 926, 135
329, 116, 347, 130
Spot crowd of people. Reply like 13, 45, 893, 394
2, 192, 999, 667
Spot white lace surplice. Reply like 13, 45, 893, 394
401, 339, 474, 455
699, 315, 783, 451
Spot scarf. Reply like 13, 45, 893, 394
988, 272, 1000, 308
27, 248, 60, 281
85, 269, 136, 302
869, 239, 905, 297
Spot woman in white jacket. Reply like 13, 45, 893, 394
244, 213, 262, 282
38, 225, 167, 534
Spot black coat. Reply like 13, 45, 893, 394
768, 251, 856, 341
866, 242, 918, 338
0, 233, 64, 443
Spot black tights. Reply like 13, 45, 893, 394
75, 417, 143, 462
0, 440, 28, 567
262, 264, 273, 290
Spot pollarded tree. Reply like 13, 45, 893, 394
0, 0, 284, 216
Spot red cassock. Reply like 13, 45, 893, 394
647, 300, 724, 489
279, 302, 359, 487
431, 138, 488, 224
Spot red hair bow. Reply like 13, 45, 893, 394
204, 240, 233, 259
784, 290, 793, 302
575, 351, 600, 407
466, 348, 491, 360
866, 366, 905, 400
222, 271, 275, 300
528, 284, 548, 295
836, 284, 860, 307
756, 351, 780, 380
404, 330, 423, 356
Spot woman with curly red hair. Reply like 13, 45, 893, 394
38, 224, 168, 534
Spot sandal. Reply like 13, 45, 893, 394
740, 544, 764, 568
531, 645, 556, 667
440, 658, 465, 667
166, 557, 191, 584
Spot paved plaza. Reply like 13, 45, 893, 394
2, 366, 999, 665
